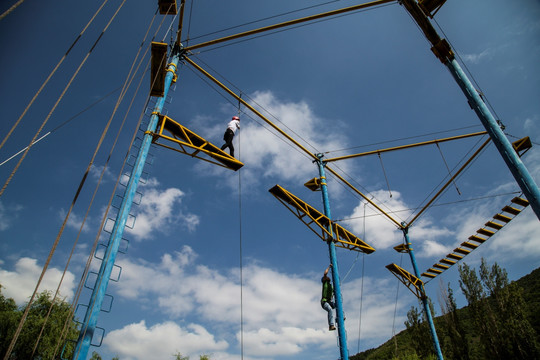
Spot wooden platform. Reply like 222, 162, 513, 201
158, 0, 177, 15
150, 42, 168, 97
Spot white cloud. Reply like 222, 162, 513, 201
523, 114, 539, 134
462, 48, 494, 64
421, 239, 453, 258
192, 90, 354, 191
487, 208, 540, 258
105, 321, 228, 360
124, 181, 200, 240
58, 208, 92, 233
107, 246, 411, 359
0, 257, 75, 304
344, 190, 453, 254
342, 276, 408, 343
116, 249, 322, 328
90, 164, 115, 183
242, 327, 327, 357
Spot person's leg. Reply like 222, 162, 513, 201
322, 302, 335, 329
229, 135, 235, 157
221, 130, 229, 150
221, 130, 234, 156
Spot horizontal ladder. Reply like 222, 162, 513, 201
421, 196, 529, 280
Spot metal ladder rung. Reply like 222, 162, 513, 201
511, 197, 529, 207
485, 221, 503, 230
468, 235, 487, 243
434, 263, 450, 270
477, 228, 495, 237
454, 247, 471, 255
447, 253, 463, 260
502, 205, 521, 215
440, 258, 456, 265
461, 241, 479, 249
493, 213, 512, 223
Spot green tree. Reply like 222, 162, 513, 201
459, 261, 499, 358
0, 286, 79, 359
439, 283, 470, 360
459, 259, 540, 359
0, 285, 19, 358
91, 351, 103, 360
172, 352, 211, 360
89, 350, 120, 360
479, 259, 540, 359
173, 352, 189, 360
404, 304, 434, 359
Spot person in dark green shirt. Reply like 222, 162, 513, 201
321, 264, 336, 331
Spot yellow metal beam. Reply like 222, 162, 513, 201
184, 56, 402, 229
324, 131, 488, 163
324, 165, 403, 228
406, 138, 491, 227
183, 0, 396, 52
183, 56, 319, 163
150, 115, 244, 171
269, 184, 376, 253
386, 263, 425, 299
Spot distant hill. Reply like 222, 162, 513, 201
350, 267, 540, 360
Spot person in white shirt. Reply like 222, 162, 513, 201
220, 116, 240, 157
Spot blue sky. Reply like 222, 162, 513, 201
1, 0, 539, 359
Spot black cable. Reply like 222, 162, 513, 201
195, 2, 396, 54
185, 0, 343, 43
334, 191, 520, 223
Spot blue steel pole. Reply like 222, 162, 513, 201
72, 47, 181, 360
402, 226, 444, 360
316, 154, 348, 360
443, 58, 540, 220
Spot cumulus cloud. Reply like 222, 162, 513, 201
343, 190, 453, 255
106, 321, 228, 360
0, 257, 76, 304
106, 246, 411, 359
116, 248, 321, 328
192, 90, 354, 191
242, 327, 327, 357
343, 275, 410, 345
483, 206, 540, 260
123, 179, 200, 240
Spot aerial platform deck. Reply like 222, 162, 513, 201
150, 115, 244, 171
